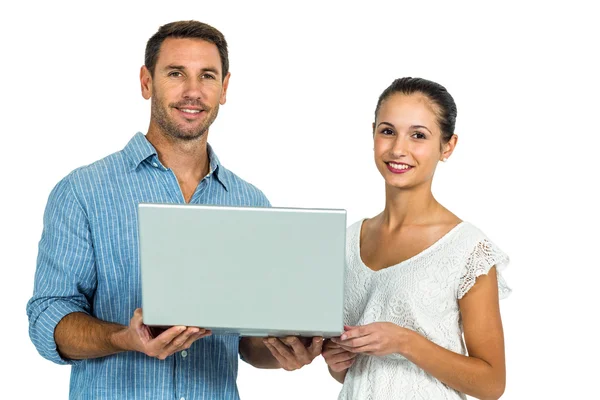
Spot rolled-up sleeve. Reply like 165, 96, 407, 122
26, 175, 96, 365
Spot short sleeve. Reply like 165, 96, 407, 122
457, 238, 511, 300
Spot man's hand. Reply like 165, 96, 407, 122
117, 308, 212, 360
262, 336, 323, 371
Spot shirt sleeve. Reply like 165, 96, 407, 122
457, 237, 511, 300
259, 191, 271, 208
26, 175, 97, 365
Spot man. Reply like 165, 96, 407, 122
26, 20, 322, 399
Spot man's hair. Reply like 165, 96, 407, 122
145, 20, 229, 80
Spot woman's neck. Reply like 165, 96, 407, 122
380, 182, 444, 230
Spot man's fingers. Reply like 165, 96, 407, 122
154, 328, 213, 359
197, 329, 212, 340
153, 326, 187, 347
137, 324, 153, 344
171, 328, 200, 347
281, 337, 314, 364
178, 328, 210, 350
263, 340, 288, 368
266, 338, 296, 360
155, 328, 198, 359
132, 309, 146, 335
134, 308, 144, 318
308, 337, 324, 357
151, 326, 192, 357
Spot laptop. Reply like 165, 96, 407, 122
138, 203, 346, 337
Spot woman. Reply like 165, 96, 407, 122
322, 77, 510, 400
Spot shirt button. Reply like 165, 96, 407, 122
152, 162, 158, 168
180, 397, 185, 400
181, 350, 188, 358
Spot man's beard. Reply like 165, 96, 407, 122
151, 96, 220, 141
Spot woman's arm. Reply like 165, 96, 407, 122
334, 267, 505, 400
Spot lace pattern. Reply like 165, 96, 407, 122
458, 239, 511, 300
338, 220, 511, 400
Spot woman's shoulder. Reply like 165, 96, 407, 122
346, 218, 369, 238
448, 221, 510, 271
452, 221, 495, 243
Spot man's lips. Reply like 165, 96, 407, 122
174, 106, 206, 119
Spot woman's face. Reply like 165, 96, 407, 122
373, 92, 454, 190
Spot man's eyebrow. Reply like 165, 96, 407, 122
164, 64, 186, 71
163, 65, 220, 76
201, 67, 219, 74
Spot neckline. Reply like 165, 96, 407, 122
356, 218, 466, 273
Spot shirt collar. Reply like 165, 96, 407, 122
207, 144, 230, 191
124, 132, 229, 191
124, 132, 157, 170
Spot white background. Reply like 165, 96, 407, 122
2, 0, 598, 398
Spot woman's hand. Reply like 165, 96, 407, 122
331, 322, 410, 357
322, 338, 357, 372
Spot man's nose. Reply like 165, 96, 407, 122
182, 77, 203, 100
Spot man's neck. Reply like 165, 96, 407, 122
146, 127, 211, 202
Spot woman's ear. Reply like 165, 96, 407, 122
441, 134, 458, 162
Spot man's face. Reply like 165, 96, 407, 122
141, 37, 230, 141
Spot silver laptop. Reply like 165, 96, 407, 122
138, 203, 346, 337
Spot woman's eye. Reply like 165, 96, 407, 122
381, 128, 394, 135
412, 132, 426, 139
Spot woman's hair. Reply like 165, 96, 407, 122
374, 77, 457, 143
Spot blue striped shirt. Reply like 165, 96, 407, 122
26, 132, 270, 399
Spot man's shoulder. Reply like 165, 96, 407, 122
60, 149, 130, 190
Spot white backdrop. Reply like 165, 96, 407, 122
2, 1, 598, 398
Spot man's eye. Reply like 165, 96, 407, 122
202, 74, 216, 79
168, 71, 183, 77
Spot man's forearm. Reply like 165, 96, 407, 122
54, 312, 130, 360
239, 337, 281, 369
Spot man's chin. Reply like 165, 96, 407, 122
169, 128, 206, 141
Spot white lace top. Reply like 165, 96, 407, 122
338, 220, 511, 400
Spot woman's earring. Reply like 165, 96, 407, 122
442, 157, 448, 162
